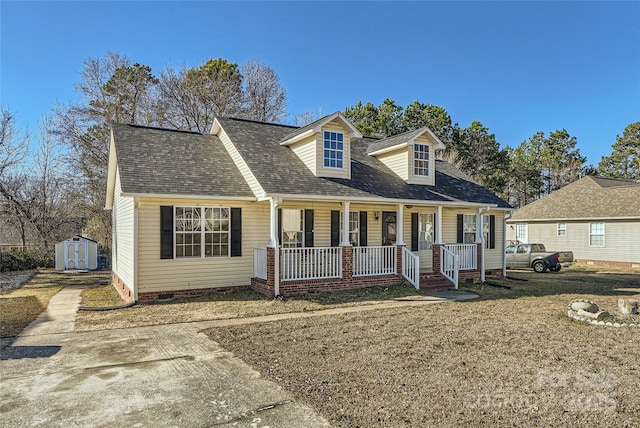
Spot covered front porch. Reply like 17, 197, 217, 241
251, 197, 487, 296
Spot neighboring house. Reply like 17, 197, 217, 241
506, 176, 640, 270
106, 112, 512, 302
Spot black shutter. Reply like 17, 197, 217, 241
304, 209, 314, 247
457, 214, 464, 244
489, 214, 496, 249
331, 210, 340, 247
411, 212, 419, 251
160, 206, 174, 259
359, 211, 368, 246
277, 208, 282, 246
231, 208, 242, 256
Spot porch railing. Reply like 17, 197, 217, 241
253, 247, 267, 280
401, 247, 420, 289
440, 246, 459, 289
353, 246, 397, 277
443, 244, 477, 270
281, 247, 342, 281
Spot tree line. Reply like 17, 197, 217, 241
1, 53, 638, 256
343, 99, 639, 207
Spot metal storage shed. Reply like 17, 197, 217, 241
55, 235, 98, 270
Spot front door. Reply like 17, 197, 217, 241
382, 211, 397, 246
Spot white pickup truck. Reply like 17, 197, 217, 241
506, 243, 574, 273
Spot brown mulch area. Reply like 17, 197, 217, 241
206, 271, 640, 427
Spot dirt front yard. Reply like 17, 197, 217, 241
205, 270, 640, 427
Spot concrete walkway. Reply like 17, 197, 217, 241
0, 287, 476, 427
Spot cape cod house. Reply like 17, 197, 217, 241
506, 176, 640, 270
106, 112, 512, 302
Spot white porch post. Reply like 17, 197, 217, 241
269, 198, 281, 296
396, 204, 405, 246
436, 206, 443, 244
341, 201, 351, 246
477, 207, 489, 283
269, 198, 280, 248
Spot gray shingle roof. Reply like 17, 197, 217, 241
111, 123, 254, 198
366, 127, 428, 155
509, 176, 640, 221
216, 118, 511, 207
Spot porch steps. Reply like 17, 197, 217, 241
418, 273, 454, 292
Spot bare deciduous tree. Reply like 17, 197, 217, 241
242, 59, 287, 123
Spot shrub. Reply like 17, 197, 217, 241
0, 248, 54, 272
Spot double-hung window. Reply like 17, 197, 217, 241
282, 209, 304, 248
463, 214, 476, 244
418, 213, 434, 250
340, 211, 359, 246
323, 131, 344, 169
557, 223, 567, 237
589, 223, 605, 247
175, 207, 229, 257
516, 224, 528, 243
413, 143, 430, 176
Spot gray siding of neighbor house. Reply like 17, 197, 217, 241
507, 220, 640, 265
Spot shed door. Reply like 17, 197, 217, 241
66, 241, 88, 270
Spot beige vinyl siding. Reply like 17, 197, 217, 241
485, 211, 504, 270
519, 220, 640, 264
316, 120, 351, 179
112, 168, 135, 292
54, 242, 65, 270
137, 199, 270, 293
289, 134, 317, 175
376, 147, 408, 181
407, 135, 435, 186
217, 128, 264, 197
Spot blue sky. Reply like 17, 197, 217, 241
1, 1, 639, 166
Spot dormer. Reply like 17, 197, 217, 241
367, 127, 445, 186
280, 112, 363, 179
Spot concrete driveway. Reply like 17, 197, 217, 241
0, 286, 329, 427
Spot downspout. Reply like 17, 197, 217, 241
133, 196, 139, 303
503, 210, 513, 278
477, 206, 490, 283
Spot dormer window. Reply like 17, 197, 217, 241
323, 131, 344, 169
413, 143, 430, 176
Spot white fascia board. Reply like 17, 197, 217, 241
506, 216, 640, 222
121, 193, 257, 202
367, 142, 409, 157
266, 192, 498, 208
105, 131, 118, 210
279, 129, 316, 146
210, 118, 222, 135
368, 127, 446, 156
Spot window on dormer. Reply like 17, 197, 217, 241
323, 131, 344, 169
414, 143, 430, 176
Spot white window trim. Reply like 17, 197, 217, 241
418, 212, 434, 251
340, 211, 359, 246
589, 223, 605, 247
557, 223, 567, 237
413, 143, 430, 177
281, 209, 304, 248
516, 224, 528, 243
322, 130, 345, 170
174, 206, 230, 259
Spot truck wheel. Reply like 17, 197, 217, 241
533, 261, 547, 273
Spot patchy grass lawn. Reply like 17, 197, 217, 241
205, 270, 640, 427
75, 283, 423, 331
80, 283, 127, 307
0, 270, 63, 337
1, 270, 112, 338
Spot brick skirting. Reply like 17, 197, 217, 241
111, 271, 135, 303
575, 259, 640, 271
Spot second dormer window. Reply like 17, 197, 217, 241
414, 143, 430, 176
323, 131, 344, 169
